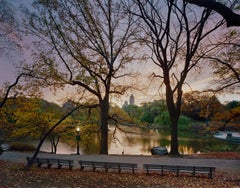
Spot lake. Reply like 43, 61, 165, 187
39, 125, 229, 155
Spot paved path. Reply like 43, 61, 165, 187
1, 151, 240, 174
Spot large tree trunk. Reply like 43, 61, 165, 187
99, 98, 109, 154
170, 116, 179, 155
165, 81, 180, 155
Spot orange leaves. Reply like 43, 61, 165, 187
0, 160, 240, 188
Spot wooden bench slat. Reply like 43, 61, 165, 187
27, 157, 74, 170
143, 164, 215, 178
57, 159, 74, 170
78, 160, 137, 174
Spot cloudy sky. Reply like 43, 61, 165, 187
1, 0, 239, 106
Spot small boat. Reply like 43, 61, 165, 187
0, 144, 10, 151
151, 146, 168, 155
213, 131, 240, 144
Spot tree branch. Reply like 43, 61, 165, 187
186, 0, 240, 27
0, 73, 32, 108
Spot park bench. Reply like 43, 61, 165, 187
26, 157, 74, 170
143, 164, 216, 178
105, 162, 137, 174
35, 158, 56, 168
26, 156, 38, 165
79, 160, 106, 172
78, 160, 137, 174
57, 159, 74, 169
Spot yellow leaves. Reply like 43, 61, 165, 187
214, 105, 240, 126
109, 105, 133, 124
80, 123, 99, 143
0, 97, 65, 140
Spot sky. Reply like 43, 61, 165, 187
0, 0, 240, 107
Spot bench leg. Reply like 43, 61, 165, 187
146, 166, 149, 175
47, 164, 52, 169
118, 165, 121, 174
209, 169, 213, 179
193, 167, 196, 177
105, 167, 108, 173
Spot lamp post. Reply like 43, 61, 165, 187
76, 127, 80, 155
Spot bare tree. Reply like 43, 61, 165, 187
130, 0, 227, 155
206, 32, 240, 92
25, 0, 139, 154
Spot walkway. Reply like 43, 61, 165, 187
1, 151, 240, 173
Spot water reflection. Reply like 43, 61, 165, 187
107, 126, 199, 155
40, 125, 206, 155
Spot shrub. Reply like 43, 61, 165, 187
178, 115, 191, 130
154, 111, 191, 130
10, 142, 36, 151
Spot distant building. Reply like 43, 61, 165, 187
129, 94, 135, 105
123, 101, 128, 106
122, 94, 135, 108
122, 100, 128, 108
62, 99, 75, 111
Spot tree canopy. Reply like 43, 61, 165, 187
0, 0, 240, 158
23, 0, 140, 154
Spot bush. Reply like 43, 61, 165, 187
154, 111, 170, 128
154, 111, 191, 130
10, 142, 36, 151
178, 115, 191, 130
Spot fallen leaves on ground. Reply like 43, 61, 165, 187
0, 161, 239, 188
186, 152, 240, 160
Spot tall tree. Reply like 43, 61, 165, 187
129, 0, 228, 155
25, 0, 139, 154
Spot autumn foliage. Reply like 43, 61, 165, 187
0, 160, 239, 188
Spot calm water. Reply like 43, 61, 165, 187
39, 125, 225, 155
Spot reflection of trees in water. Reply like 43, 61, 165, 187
82, 133, 100, 154
105, 125, 202, 155
108, 126, 136, 154
179, 145, 195, 154
38, 126, 233, 155
78, 125, 229, 155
